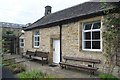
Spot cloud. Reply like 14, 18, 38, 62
0, 0, 90, 24
90, 0, 120, 2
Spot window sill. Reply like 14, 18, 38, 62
34, 46, 39, 49
82, 49, 102, 52
20, 47, 24, 48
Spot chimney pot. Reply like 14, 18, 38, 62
45, 5, 52, 16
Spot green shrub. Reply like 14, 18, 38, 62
8, 64, 26, 74
3, 58, 26, 74
3, 59, 15, 65
17, 70, 55, 79
98, 73, 119, 80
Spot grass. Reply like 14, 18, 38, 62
98, 73, 119, 80
17, 70, 56, 79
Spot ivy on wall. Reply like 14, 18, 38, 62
101, 2, 120, 74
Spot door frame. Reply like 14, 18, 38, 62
50, 35, 61, 63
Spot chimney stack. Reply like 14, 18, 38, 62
45, 6, 52, 16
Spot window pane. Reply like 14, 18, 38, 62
35, 37, 37, 41
34, 31, 39, 35
84, 41, 91, 49
92, 31, 100, 39
93, 22, 101, 29
21, 39, 24, 42
92, 41, 100, 49
35, 36, 39, 41
35, 42, 39, 47
20, 42, 24, 47
37, 42, 39, 46
84, 24, 92, 30
21, 43, 24, 47
37, 37, 39, 41
84, 32, 91, 40
35, 42, 37, 46
36, 42, 39, 46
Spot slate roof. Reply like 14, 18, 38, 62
25, 2, 119, 31
0, 22, 25, 29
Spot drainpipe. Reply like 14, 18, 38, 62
59, 24, 62, 62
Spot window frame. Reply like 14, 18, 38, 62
82, 21, 102, 52
33, 31, 39, 48
20, 37, 24, 48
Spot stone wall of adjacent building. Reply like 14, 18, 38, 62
24, 16, 119, 75
24, 31, 33, 51
24, 16, 105, 69
24, 26, 60, 51
62, 22, 79, 57
62, 16, 106, 71
24, 26, 60, 62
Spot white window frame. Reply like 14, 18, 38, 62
33, 31, 39, 48
20, 37, 24, 48
82, 21, 102, 52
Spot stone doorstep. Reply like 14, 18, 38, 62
49, 63, 59, 67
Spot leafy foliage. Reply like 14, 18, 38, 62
101, 2, 120, 74
2, 58, 15, 65
17, 70, 55, 79
98, 73, 119, 80
3, 59, 26, 74
8, 64, 26, 74
2, 30, 14, 36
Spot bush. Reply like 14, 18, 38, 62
98, 73, 119, 80
3, 59, 26, 74
7, 64, 26, 74
3, 59, 15, 65
17, 70, 55, 79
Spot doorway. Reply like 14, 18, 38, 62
53, 40, 60, 64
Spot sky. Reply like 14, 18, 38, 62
0, 0, 119, 24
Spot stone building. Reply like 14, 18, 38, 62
0, 22, 25, 54
24, 2, 120, 75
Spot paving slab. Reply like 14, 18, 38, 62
3, 54, 96, 78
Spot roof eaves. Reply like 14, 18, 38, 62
24, 10, 103, 31
24, 3, 117, 31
